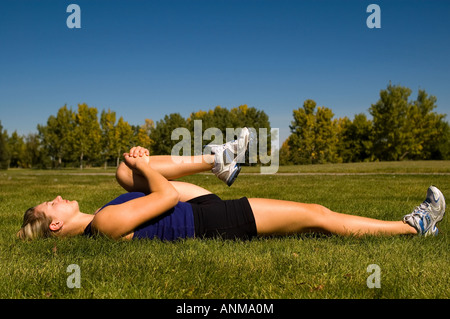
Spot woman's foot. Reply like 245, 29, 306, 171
403, 185, 446, 236
209, 127, 250, 186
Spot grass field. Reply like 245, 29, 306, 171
0, 161, 449, 299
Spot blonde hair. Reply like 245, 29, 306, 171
17, 207, 54, 240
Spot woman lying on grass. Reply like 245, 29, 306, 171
17, 128, 446, 241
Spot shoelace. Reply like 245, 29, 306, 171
412, 200, 431, 217
403, 201, 430, 230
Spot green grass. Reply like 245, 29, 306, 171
0, 161, 449, 299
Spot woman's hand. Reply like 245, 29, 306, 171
127, 146, 150, 158
123, 146, 150, 170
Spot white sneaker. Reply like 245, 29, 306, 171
403, 186, 446, 236
209, 127, 249, 186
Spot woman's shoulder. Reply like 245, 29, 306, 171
92, 192, 146, 213
104, 192, 147, 206
89, 192, 156, 239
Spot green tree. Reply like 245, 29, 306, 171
188, 105, 270, 139
407, 90, 449, 159
370, 84, 449, 161
100, 109, 118, 168
0, 121, 10, 169
337, 113, 373, 162
72, 103, 102, 168
287, 100, 315, 164
369, 84, 412, 161
135, 118, 155, 151
113, 116, 134, 166
279, 138, 293, 166
38, 105, 75, 168
23, 133, 48, 168
432, 120, 450, 159
6, 131, 26, 168
287, 100, 338, 164
150, 113, 188, 155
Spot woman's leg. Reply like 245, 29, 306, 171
248, 198, 417, 237
116, 155, 214, 201
148, 155, 215, 180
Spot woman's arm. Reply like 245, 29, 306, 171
92, 153, 180, 239
115, 146, 214, 201
115, 146, 215, 192
116, 160, 212, 202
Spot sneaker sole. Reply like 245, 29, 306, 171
235, 128, 250, 164
226, 165, 241, 187
430, 186, 446, 224
227, 129, 249, 186
425, 186, 446, 236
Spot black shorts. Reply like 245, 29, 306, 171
188, 194, 257, 240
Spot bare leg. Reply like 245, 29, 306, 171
248, 198, 417, 237
148, 155, 214, 180
116, 155, 214, 201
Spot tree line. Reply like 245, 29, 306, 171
0, 83, 449, 169
281, 83, 449, 164
0, 104, 271, 169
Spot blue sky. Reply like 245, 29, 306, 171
1, 0, 449, 143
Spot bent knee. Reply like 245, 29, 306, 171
311, 204, 334, 215
116, 162, 133, 190
308, 204, 335, 227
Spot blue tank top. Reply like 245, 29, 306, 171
83, 192, 195, 240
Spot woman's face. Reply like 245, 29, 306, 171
35, 195, 79, 223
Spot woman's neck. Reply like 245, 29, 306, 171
63, 212, 94, 237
